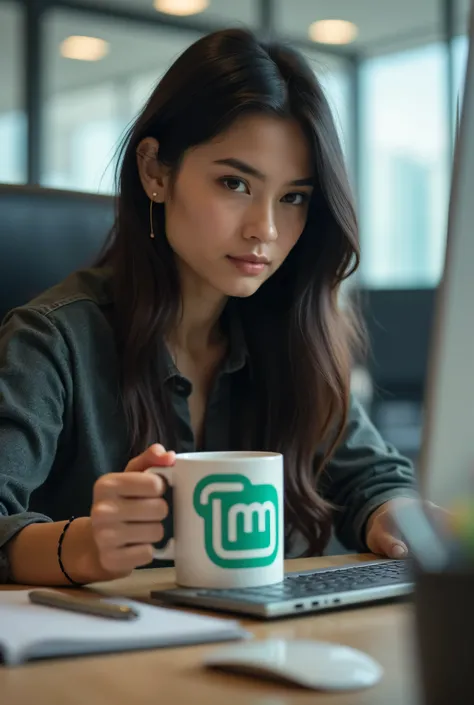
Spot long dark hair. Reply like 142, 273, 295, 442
98, 28, 362, 556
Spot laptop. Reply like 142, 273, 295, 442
151, 4, 474, 619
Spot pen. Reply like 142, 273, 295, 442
28, 590, 140, 621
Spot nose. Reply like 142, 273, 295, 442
243, 202, 278, 242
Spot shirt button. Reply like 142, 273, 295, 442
175, 379, 191, 395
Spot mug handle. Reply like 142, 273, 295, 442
146, 466, 175, 561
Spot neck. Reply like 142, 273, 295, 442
168, 263, 227, 355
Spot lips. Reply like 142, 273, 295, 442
229, 255, 270, 264
227, 256, 269, 277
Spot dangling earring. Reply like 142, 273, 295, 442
149, 192, 157, 239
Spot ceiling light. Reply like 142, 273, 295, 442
153, 0, 209, 16
60, 36, 109, 61
309, 19, 358, 45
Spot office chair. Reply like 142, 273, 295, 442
0, 184, 114, 322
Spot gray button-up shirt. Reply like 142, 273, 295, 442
0, 267, 418, 581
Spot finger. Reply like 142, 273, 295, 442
99, 544, 155, 573
370, 529, 409, 559
93, 472, 166, 503
91, 497, 169, 525
125, 444, 176, 473
94, 522, 165, 550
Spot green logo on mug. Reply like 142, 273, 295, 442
193, 474, 279, 569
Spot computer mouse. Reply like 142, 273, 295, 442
204, 638, 383, 691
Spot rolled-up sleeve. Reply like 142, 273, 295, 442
321, 394, 419, 551
0, 308, 68, 581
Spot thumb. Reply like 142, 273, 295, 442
370, 529, 408, 559
125, 443, 176, 473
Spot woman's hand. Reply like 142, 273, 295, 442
365, 496, 450, 559
89, 444, 175, 579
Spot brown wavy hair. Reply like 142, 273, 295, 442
98, 28, 362, 556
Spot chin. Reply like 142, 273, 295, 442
221, 279, 264, 298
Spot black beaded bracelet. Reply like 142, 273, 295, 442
57, 516, 84, 586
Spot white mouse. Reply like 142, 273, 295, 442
204, 638, 383, 691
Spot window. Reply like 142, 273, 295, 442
300, 51, 352, 162
360, 44, 449, 287
42, 9, 201, 193
320, 65, 353, 180
0, 2, 26, 183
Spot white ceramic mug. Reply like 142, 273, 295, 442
146, 451, 284, 589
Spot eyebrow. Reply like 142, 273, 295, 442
213, 158, 314, 187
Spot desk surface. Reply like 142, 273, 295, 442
0, 554, 419, 705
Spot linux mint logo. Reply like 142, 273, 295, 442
193, 474, 279, 569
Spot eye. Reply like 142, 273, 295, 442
220, 177, 249, 194
281, 192, 310, 206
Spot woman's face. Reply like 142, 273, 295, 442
143, 114, 314, 299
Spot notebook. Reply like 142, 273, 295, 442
0, 590, 249, 666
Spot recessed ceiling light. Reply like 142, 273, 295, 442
60, 36, 109, 61
309, 19, 358, 45
153, 0, 209, 16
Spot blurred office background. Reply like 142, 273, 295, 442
0, 0, 472, 462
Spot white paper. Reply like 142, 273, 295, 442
0, 590, 247, 666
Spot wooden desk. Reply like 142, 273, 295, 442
0, 555, 419, 705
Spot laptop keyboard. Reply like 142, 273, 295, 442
193, 561, 413, 603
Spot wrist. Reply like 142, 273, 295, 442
62, 517, 118, 584
365, 502, 388, 539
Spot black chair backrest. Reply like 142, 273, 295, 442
0, 184, 114, 322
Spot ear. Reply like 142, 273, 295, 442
136, 137, 169, 203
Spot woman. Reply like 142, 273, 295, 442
0, 28, 425, 587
